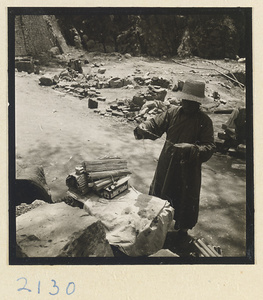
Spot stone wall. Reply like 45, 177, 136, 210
15, 15, 68, 57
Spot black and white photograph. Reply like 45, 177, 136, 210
8, 7, 253, 265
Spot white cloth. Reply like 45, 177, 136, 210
83, 187, 174, 256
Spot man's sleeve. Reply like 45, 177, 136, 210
142, 109, 172, 140
192, 115, 216, 163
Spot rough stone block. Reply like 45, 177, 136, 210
15, 60, 35, 74
237, 144, 246, 154
98, 68, 106, 74
177, 80, 184, 91
88, 99, 98, 109
150, 77, 170, 88
112, 111, 124, 117
16, 202, 113, 257
97, 97, 106, 102
39, 76, 55, 86
110, 104, 118, 110
108, 77, 123, 88
131, 93, 146, 108
124, 53, 132, 59
123, 77, 133, 86
48, 46, 60, 57
172, 83, 179, 91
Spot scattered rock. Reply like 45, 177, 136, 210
112, 111, 124, 117
108, 77, 123, 88
98, 68, 106, 74
231, 163, 246, 171
97, 97, 106, 102
150, 77, 170, 88
15, 58, 35, 74
123, 77, 134, 86
88, 98, 98, 109
134, 76, 146, 85
48, 46, 60, 57
238, 58, 246, 63
39, 76, 55, 86
124, 53, 132, 59
172, 83, 179, 91
145, 85, 167, 101
168, 98, 180, 106
220, 99, 227, 105
201, 102, 219, 111
131, 93, 146, 108
110, 104, 118, 110
177, 80, 184, 91
213, 91, 220, 100
68, 59, 83, 73
237, 144, 246, 154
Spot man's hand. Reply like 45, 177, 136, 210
173, 143, 194, 160
134, 123, 147, 140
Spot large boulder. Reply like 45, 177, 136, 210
16, 202, 114, 257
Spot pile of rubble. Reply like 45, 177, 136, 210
16, 57, 242, 124
36, 60, 185, 122
215, 107, 246, 158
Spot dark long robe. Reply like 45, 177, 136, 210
143, 106, 215, 229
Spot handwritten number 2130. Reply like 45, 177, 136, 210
17, 277, 75, 295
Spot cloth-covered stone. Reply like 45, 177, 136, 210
83, 188, 174, 256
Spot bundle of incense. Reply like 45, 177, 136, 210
82, 159, 128, 173
87, 169, 131, 181
66, 173, 89, 195
92, 176, 120, 192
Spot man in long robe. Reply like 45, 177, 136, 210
134, 79, 215, 234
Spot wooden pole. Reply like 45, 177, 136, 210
214, 69, 245, 88
193, 240, 210, 257
197, 239, 217, 257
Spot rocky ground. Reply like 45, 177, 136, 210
15, 49, 247, 257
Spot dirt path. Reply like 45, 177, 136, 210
14, 55, 246, 257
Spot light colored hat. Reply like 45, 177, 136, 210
179, 79, 209, 104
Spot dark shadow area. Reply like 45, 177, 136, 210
15, 179, 52, 205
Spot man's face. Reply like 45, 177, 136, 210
181, 99, 200, 114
